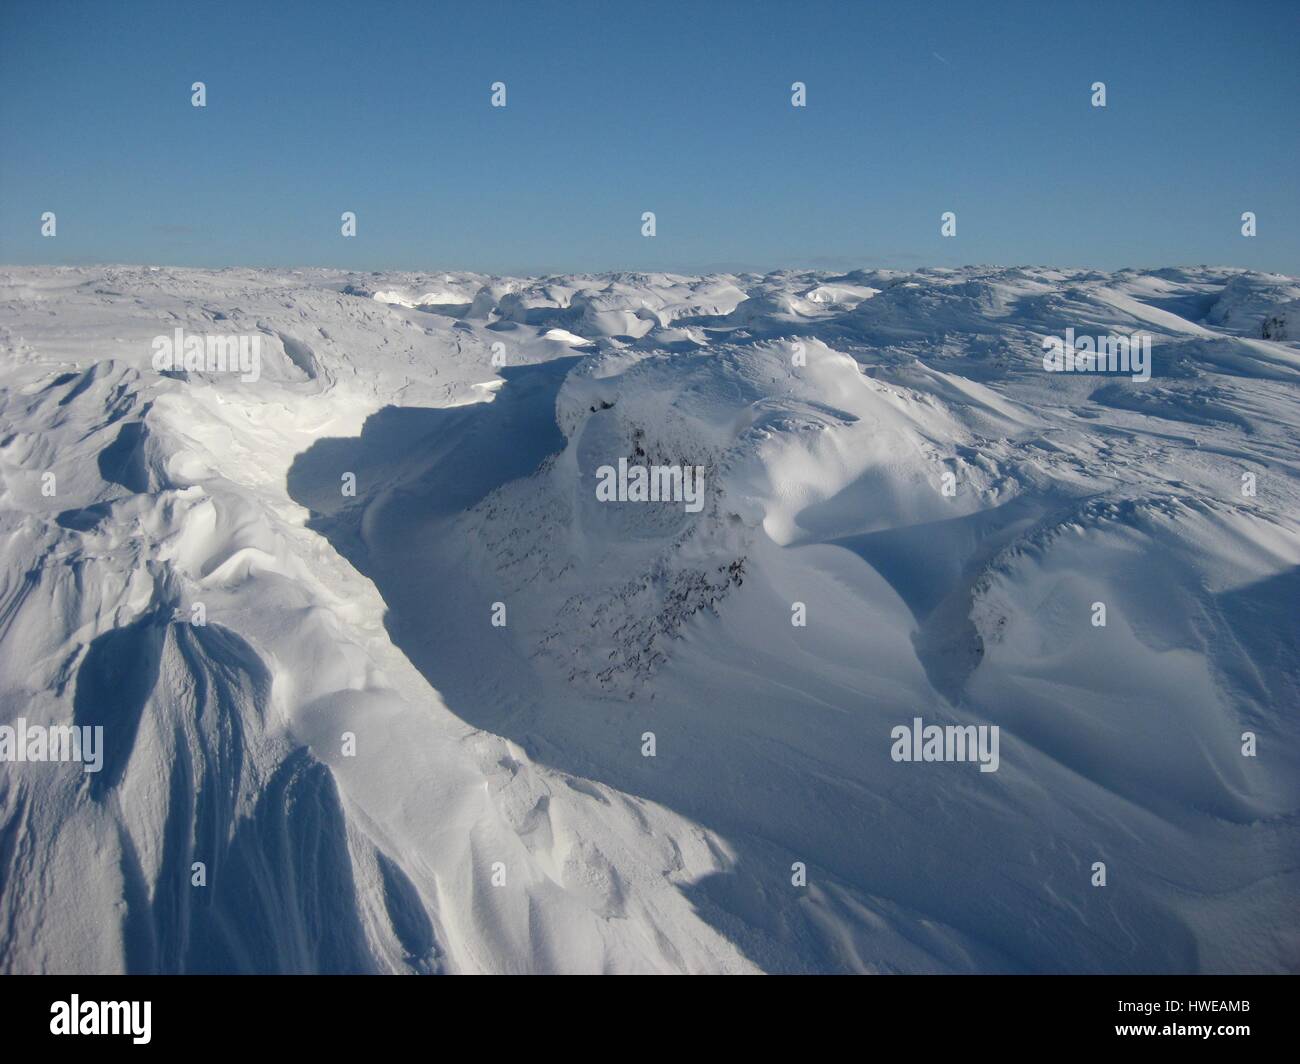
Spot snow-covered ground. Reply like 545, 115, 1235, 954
0, 263, 1297, 973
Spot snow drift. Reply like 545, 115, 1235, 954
0, 263, 1297, 973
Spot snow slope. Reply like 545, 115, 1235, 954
0, 263, 1297, 973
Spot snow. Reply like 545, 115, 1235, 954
0, 263, 1296, 973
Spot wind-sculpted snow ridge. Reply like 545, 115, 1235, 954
0, 264, 1297, 974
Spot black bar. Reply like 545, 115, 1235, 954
0, 974, 1287, 1050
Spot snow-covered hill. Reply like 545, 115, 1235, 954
1, 263, 1297, 973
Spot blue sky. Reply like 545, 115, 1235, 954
2, 0, 1297, 275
